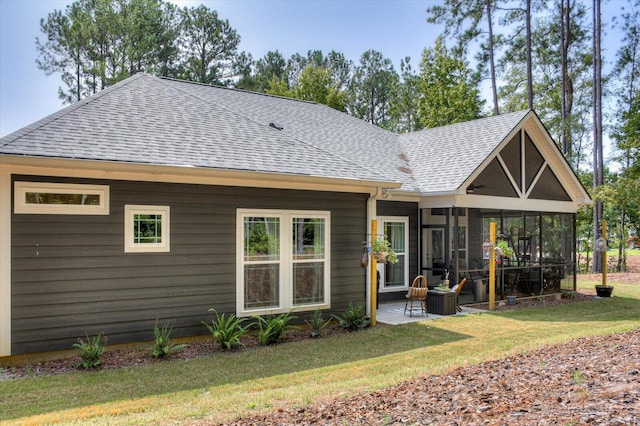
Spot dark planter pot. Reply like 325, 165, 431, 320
507, 295, 517, 306
595, 285, 614, 298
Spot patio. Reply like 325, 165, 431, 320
376, 301, 485, 325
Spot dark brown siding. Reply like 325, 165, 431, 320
11, 175, 368, 354
376, 200, 419, 303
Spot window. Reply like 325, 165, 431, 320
378, 217, 409, 292
237, 209, 330, 316
124, 205, 170, 253
14, 182, 109, 215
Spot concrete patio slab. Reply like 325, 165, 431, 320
375, 301, 485, 325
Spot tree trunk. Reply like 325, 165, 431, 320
560, 0, 572, 155
526, 0, 533, 109
592, 0, 603, 273
486, 0, 499, 115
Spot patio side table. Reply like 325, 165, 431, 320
427, 290, 457, 315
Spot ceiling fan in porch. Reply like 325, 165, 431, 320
466, 183, 488, 194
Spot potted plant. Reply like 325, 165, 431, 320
495, 240, 515, 260
595, 285, 614, 297
371, 237, 399, 264
594, 234, 613, 297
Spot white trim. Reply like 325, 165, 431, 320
124, 205, 170, 253
0, 172, 11, 356
14, 181, 109, 215
496, 153, 522, 198
1, 156, 400, 194
525, 160, 549, 199
377, 216, 410, 293
236, 209, 331, 317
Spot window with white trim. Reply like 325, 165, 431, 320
377, 216, 409, 292
124, 205, 170, 253
237, 209, 330, 316
14, 182, 109, 215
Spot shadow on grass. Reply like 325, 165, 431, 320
0, 322, 470, 420
484, 295, 640, 323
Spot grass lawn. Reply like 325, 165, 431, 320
1, 279, 639, 425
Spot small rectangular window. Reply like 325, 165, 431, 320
125, 205, 170, 253
14, 182, 109, 215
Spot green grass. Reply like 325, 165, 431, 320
1, 279, 639, 425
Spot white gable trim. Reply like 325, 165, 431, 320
419, 194, 582, 213
459, 111, 591, 206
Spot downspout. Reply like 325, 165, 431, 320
366, 188, 380, 317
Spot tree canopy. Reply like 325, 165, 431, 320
35, 0, 640, 259
417, 36, 483, 128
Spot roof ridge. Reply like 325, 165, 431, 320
155, 76, 398, 181
157, 75, 319, 105
408, 109, 531, 135
0, 73, 146, 147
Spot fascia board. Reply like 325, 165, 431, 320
0, 155, 402, 193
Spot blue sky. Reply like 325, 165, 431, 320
0, 0, 444, 137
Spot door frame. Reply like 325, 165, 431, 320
421, 225, 447, 284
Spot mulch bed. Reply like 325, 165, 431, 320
226, 329, 640, 425
0, 325, 349, 381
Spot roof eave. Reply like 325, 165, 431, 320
0, 154, 403, 192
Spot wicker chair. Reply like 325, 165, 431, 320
404, 275, 428, 317
454, 277, 468, 312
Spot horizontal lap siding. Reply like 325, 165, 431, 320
11, 175, 367, 354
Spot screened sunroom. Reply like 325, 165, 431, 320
420, 207, 577, 305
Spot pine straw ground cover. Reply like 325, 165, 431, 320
226, 329, 640, 426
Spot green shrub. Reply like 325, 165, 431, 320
253, 312, 298, 345
332, 302, 369, 331
202, 309, 248, 351
150, 320, 187, 358
305, 309, 331, 338
73, 332, 107, 369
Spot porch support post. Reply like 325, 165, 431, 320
366, 190, 378, 323
370, 219, 378, 326
489, 222, 496, 311
0, 171, 11, 356
602, 219, 607, 286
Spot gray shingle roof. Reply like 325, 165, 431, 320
0, 74, 413, 188
398, 110, 530, 193
1, 74, 530, 194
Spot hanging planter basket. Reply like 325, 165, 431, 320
373, 251, 388, 263
371, 237, 398, 264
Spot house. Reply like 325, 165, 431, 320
0, 74, 590, 356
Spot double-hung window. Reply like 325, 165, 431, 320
237, 209, 330, 316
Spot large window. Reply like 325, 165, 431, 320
124, 205, 170, 253
14, 182, 109, 215
237, 209, 330, 315
378, 217, 409, 291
